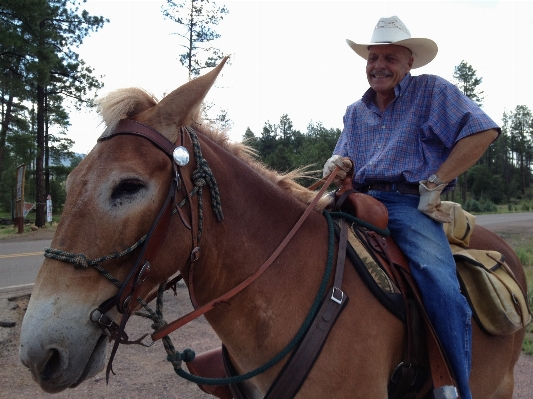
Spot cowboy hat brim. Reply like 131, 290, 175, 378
346, 38, 438, 69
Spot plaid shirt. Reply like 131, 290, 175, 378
333, 73, 500, 187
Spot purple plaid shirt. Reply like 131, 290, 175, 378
333, 73, 500, 188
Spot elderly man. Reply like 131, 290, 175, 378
324, 16, 499, 399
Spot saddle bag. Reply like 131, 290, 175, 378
441, 201, 475, 248
453, 246, 531, 336
441, 202, 531, 335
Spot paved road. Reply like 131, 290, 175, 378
0, 238, 51, 291
474, 212, 533, 227
1, 212, 532, 292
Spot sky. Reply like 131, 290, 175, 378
66, 0, 533, 154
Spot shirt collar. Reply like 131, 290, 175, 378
362, 73, 412, 105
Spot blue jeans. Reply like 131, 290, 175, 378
368, 191, 472, 399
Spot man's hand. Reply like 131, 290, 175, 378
323, 155, 353, 184
418, 180, 453, 223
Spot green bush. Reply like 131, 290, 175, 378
481, 200, 498, 213
464, 199, 481, 213
521, 201, 531, 212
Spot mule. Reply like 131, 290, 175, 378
19, 58, 526, 398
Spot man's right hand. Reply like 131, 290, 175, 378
323, 155, 353, 183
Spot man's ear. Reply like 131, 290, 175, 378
407, 56, 414, 70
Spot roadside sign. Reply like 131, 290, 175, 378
23, 202, 35, 218
46, 197, 52, 222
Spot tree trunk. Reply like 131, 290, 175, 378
0, 92, 14, 182
35, 84, 46, 227
45, 93, 50, 197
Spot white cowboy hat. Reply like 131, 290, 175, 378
346, 16, 438, 69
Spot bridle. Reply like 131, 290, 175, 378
44, 118, 339, 382
45, 119, 219, 377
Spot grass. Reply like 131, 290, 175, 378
0, 210, 59, 240
516, 245, 533, 268
523, 263, 533, 355
0, 223, 58, 240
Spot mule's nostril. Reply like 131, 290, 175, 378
40, 348, 63, 382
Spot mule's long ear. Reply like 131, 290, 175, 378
136, 56, 229, 142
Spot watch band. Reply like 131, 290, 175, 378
428, 174, 445, 185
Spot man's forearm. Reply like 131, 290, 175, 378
430, 129, 499, 187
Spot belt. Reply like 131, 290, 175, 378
356, 182, 420, 196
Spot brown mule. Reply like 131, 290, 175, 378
20, 58, 526, 398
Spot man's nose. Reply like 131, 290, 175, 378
374, 56, 386, 68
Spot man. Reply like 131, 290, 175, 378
323, 16, 499, 399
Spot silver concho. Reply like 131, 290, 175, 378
173, 146, 190, 166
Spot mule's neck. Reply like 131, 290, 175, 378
183, 133, 330, 393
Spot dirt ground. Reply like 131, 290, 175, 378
0, 285, 217, 399
1, 221, 532, 398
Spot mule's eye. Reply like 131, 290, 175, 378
112, 179, 145, 200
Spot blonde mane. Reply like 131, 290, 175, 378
96, 88, 329, 211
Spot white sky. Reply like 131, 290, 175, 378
66, 0, 533, 154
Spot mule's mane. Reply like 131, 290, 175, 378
96, 88, 329, 211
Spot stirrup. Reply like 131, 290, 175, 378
433, 385, 459, 399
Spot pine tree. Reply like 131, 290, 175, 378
0, 0, 106, 226
452, 61, 484, 202
162, 0, 228, 79
453, 61, 484, 107
507, 105, 533, 195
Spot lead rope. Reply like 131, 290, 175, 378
43, 235, 147, 288
134, 210, 336, 386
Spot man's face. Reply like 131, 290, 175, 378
366, 45, 413, 95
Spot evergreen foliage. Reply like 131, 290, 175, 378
0, 0, 106, 226
243, 114, 341, 180
162, 0, 228, 79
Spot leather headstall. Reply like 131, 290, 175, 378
96, 119, 190, 316
92, 119, 207, 380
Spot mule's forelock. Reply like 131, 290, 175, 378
96, 88, 158, 138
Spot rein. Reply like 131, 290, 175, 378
44, 118, 341, 386
151, 165, 340, 341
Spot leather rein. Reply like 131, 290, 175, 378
45, 119, 339, 378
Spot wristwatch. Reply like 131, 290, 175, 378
428, 174, 445, 185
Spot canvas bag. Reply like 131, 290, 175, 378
441, 202, 530, 335
441, 201, 475, 247
452, 246, 531, 335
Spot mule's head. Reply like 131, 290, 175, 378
19, 58, 228, 392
